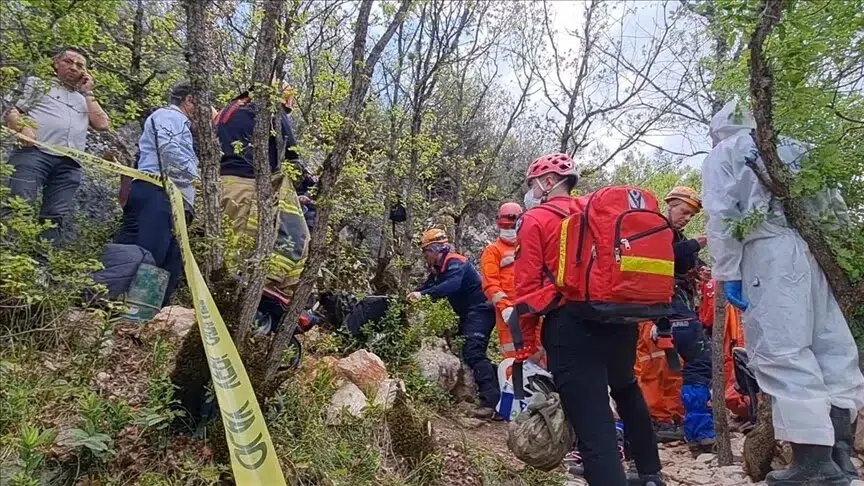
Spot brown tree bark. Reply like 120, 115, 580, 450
233, 0, 287, 346
711, 286, 734, 465
183, 0, 224, 280
266, 0, 413, 381
747, 0, 864, 321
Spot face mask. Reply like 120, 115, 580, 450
499, 228, 517, 241
524, 182, 543, 209
524, 178, 566, 209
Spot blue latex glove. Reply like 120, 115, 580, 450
724, 280, 749, 311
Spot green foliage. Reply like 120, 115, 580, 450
709, 0, 864, 290
346, 297, 458, 371
0, 0, 186, 124
725, 209, 768, 242
0, 157, 107, 329
135, 338, 186, 432
400, 369, 453, 411
7, 423, 56, 486
269, 367, 384, 485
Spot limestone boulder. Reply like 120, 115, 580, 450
373, 378, 406, 410
414, 337, 461, 392
326, 382, 368, 425
337, 349, 388, 395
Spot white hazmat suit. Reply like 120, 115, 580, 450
701, 101, 864, 446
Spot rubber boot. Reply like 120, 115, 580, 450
830, 406, 860, 480
765, 443, 849, 486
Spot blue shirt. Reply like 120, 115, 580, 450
138, 106, 199, 207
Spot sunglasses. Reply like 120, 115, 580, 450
498, 214, 519, 221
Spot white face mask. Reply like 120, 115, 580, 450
499, 228, 517, 242
524, 178, 565, 209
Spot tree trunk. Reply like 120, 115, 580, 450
233, 0, 286, 346
711, 286, 733, 465
183, 0, 224, 280
266, 0, 413, 382
747, 0, 864, 321
130, 0, 144, 108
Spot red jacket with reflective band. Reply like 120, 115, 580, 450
513, 196, 574, 352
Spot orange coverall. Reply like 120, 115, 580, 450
634, 306, 751, 424
723, 304, 750, 418
480, 238, 542, 358
634, 321, 684, 425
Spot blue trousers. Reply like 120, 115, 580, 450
113, 180, 188, 306
4, 148, 82, 243
658, 294, 715, 442
460, 306, 499, 409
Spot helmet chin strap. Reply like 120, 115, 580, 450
539, 178, 566, 202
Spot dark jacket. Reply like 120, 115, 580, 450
672, 229, 702, 313
417, 249, 491, 317
216, 96, 298, 178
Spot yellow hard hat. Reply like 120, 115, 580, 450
665, 186, 702, 211
420, 228, 448, 249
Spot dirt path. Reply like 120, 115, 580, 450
430, 414, 858, 486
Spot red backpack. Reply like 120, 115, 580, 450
529, 186, 675, 321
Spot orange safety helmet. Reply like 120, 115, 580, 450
496, 202, 523, 229
664, 186, 702, 211
420, 228, 449, 249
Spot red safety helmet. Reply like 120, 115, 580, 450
525, 153, 578, 184
496, 202, 523, 229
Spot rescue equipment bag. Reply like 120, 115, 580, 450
516, 186, 675, 322
507, 383, 573, 471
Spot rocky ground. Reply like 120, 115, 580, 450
28, 306, 864, 485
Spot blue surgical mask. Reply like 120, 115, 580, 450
523, 187, 542, 209
500, 228, 517, 242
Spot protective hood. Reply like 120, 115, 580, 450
709, 100, 756, 147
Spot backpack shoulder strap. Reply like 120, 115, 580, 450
531, 200, 574, 219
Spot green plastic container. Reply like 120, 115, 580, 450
123, 263, 170, 322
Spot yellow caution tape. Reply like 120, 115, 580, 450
1, 127, 286, 486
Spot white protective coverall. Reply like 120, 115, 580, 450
701, 100, 864, 446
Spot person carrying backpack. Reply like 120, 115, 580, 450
513, 153, 664, 486
407, 229, 500, 418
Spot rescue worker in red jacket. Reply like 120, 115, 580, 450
514, 153, 664, 486
407, 229, 500, 417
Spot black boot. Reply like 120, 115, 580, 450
627, 472, 666, 486
830, 406, 860, 480
766, 443, 849, 486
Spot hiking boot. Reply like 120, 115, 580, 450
468, 406, 499, 420
654, 422, 683, 443
688, 437, 715, 455
830, 406, 860, 480
627, 473, 666, 486
766, 444, 849, 486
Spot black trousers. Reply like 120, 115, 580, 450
543, 306, 661, 485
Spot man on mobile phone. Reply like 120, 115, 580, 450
3, 47, 110, 242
